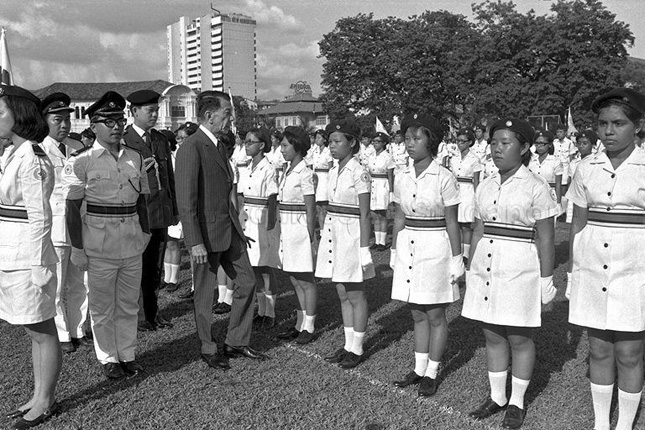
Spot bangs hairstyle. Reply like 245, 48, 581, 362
313, 129, 328, 146
3, 95, 49, 142
196, 91, 229, 120
594, 98, 645, 124
406, 126, 441, 157
283, 129, 312, 157
248, 128, 271, 153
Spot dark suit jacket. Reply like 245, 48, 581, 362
122, 125, 178, 229
175, 127, 244, 254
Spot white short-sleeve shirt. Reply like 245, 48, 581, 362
394, 159, 460, 216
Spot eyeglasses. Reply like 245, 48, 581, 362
457, 139, 470, 143
94, 118, 127, 128
535, 142, 550, 146
244, 140, 262, 146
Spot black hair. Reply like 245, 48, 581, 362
80, 128, 95, 140
283, 129, 312, 157
595, 98, 644, 125
373, 133, 390, 146
406, 125, 440, 157
248, 128, 271, 153
196, 90, 230, 120
313, 129, 328, 147
514, 132, 532, 166
534, 134, 554, 155
3, 95, 49, 142
457, 129, 475, 147
159, 129, 177, 152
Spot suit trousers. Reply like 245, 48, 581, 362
192, 232, 256, 355
140, 228, 167, 323
53, 245, 89, 342
88, 255, 142, 364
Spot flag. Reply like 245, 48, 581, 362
391, 115, 401, 133
375, 116, 389, 135
566, 106, 578, 136
0, 28, 14, 85
228, 88, 237, 134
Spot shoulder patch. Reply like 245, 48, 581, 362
34, 167, 47, 181
360, 172, 371, 183
71, 146, 92, 157
64, 164, 73, 175
32, 143, 47, 157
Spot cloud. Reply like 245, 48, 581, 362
240, 0, 304, 31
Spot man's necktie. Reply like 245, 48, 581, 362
143, 132, 151, 147
58, 142, 66, 157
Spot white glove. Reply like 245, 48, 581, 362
449, 254, 465, 284
540, 276, 556, 305
389, 248, 396, 270
71, 247, 89, 272
566, 272, 572, 300
360, 247, 373, 272
31, 265, 54, 288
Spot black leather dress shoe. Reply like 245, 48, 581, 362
13, 402, 59, 430
137, 320, 156, 332
165, 282, 179, 293
154, 315, 173, 329
339, 352, 363, 369
393, 371, 423, 388
201, 353, 231, 370
469, 397, 506, 419
177, 288, 194, 299
501, 405, 525, 429
276, 328, 299, 340
324, 348, 347, 363
252, 315, 265, 326
72, 336, 93, 347
224, 345, 268, 360
102, 362, 126, 380
213, 302, 231, 314
6, 408, 29, 420
295, 330, 314, 344
418, 376, 438, 397
120, 361, 144, 377
262, 317, 275, 329
60, 341, 76, 354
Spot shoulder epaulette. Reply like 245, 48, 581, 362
32, 143, 47, 157
70, 146, 92, 157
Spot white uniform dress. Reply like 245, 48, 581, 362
367, 150, 395, 211
567, 149, 645, 331
528, 153, 564, 202
462, 165, 559, 327
565, 154, 582, 223
389, 141, 408, 176
391, 160, 461, 304
267, 145, 286, 182
448, 150, 482, 223
0, 142, 57, 325
232, 144, 250, 185
315, 157, 375, 282
310, 145, 333, 203
481, 157, 499, 180
471, 138, 489, 163
554, 137, 575, 184
358, 144, 375, 167
239, 156, 280, 268
278, 161, 315, 272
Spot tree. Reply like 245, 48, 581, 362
232, 96, 259, 135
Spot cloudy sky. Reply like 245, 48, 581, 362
1, 0, 644, 100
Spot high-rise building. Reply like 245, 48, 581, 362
167, 12, 257, 99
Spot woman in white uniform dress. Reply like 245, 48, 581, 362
389, 112, 464, 398
239, 127, 280, 328
0, 85, 62, 428
309, 129, 333, 231
316, 119, 374, 370
462, 119, 558, 429
275, 126, 318, 344
567, 88, 645, 430
528, 129, 563, 213
367, 132, 395, 250
564, 130, 595, 223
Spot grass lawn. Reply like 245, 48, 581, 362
1, 221, 643, 429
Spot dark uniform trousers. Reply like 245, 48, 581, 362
141, 227, 167, 322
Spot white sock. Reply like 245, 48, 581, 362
223, 288, 234, 305
303, 315, 316, 333
375, 231, 385, 245
508, 376, 530, 409
350, 331, 365, 355
488, 370, 508, 407
163, 263, 172, 283
343, 327, 354, 351
295, 310, 305, 331
265, 294, 276, 318
425, 359, 440, 379
217, 284, 227, 303
616, 389, 641, 430
463, 243, 471, 259
590, 383, 613, 430
256, 293, 266, 316
169, 264, 179, 283
414, 352, 429, 377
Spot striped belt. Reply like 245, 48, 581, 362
314, 168, 329, 173
327, 203, 360, 217
86, 204, 137, 217
236, 162, 249, 167
278, 202, 306, 213
371, 173, 388, 179
456, 177, 472, 183
244, 196, 268, 207
483, 222, 535, 242
0, 204, 28, 222
587, 207, 645, 228
548, 182, 556, 188
405, 217, 446, 230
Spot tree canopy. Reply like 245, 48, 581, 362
318, 0, 634, 131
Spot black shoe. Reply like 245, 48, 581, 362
72, 336, 93, 347
154, 315, 173, 329
252, 314, 265, 327
501, 405, 525, 429
369, 243, 379, 250
102, 362, 126, 380
177, 288, 194, 299
60, 341, 76, 354
6, 408, 29, 420
214, 302, 232, 314
224, 344, 268, 360
137, 320, 156, 332
418, 376, 438, 397
276, 328, 299, 340
165, 282, 179, 293
120, 361, 144, 377
468, 397, 506, 419
295, 330, 314, 344
324, 348, 347, 363
393, 371, 423, 388
339, 351, 363, 369
13, 402, 59, 430
201, 352, 231, 370
262, 317, 275, 329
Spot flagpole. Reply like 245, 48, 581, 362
0, 27, 15, 85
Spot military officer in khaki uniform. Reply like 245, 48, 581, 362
39, 92, 90, 354
62, 91, 151, 380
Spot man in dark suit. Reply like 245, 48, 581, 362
122, 90, 177, 331
175, 90, 266, 369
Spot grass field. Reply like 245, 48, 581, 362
1, 221, 643, 430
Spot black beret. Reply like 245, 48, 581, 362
373, 131, 390, 143
554, 123, 567, 131
401, 112, 444, 142
127, 90, 161, 106
489, 118, 535, 144
86, 91, 126, 119
41, 92, 74, 115
284, 126, 311, 147
591, 88, 645, 115
534, 129, 554, 142
326, 119, 361, 139
0, 84, 40, 105
577, 129, 598, 144
313, 129, 326, 138
457, 128, 474, 141
271, 129, 282, 138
